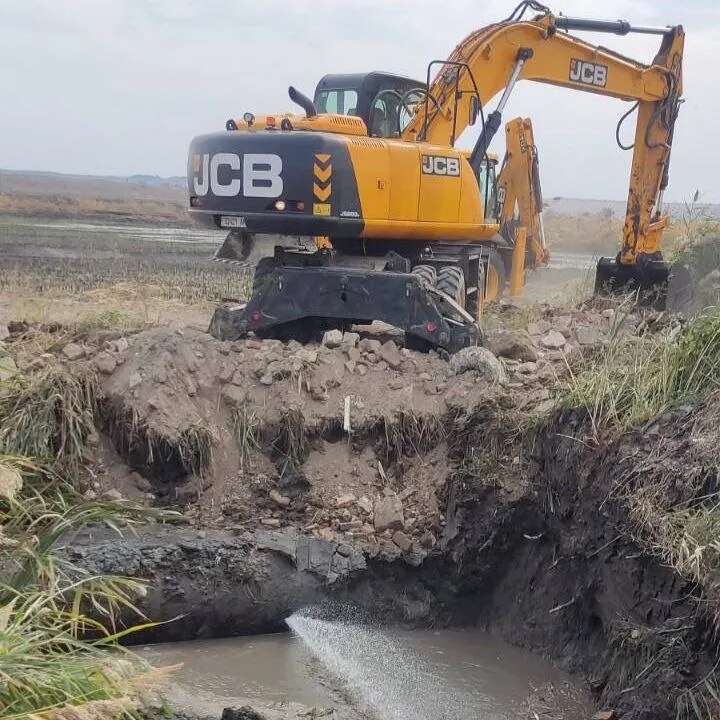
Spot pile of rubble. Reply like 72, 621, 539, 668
0, 299, 657, 565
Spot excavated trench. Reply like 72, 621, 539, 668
40, 320, 720, 720
65, 402, 719, 720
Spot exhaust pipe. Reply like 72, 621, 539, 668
289, 86, 317, 118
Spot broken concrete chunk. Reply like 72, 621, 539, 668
487, 329, 538, 362
539, 330, 567, 349
359, 338, 382, 353
322, 329, 343, 348
356, 496, 373, 514
128, 372, 142, 389
373, 492, 404, 533
392, 530, 413, 552
62, 342, 84, 361
449, 346, 505, 383
260, 518, 281, 528
379, 340, 403, 370
341, 331, 360, 348
94, 352, 117, 375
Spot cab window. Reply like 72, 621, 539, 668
315, 89, 359, 116
476, 160, 498, 220
369, 91, 402, 138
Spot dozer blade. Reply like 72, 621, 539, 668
209, 263, 480, 353
594, 255, 670, 306
213, 230, 255, 265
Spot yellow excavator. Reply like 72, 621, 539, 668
188, 2, 684, 352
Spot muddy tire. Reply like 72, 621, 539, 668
484, 248, 507, 302
252, 257, 277, 296
411, 264, 437, 288
437, 265, 466, 308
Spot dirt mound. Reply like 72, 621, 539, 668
1, 298, 641, 559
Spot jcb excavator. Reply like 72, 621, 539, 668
188, 2, 684, 352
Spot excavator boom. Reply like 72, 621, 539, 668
403, 4, 683, 287
497, 117, 548, 279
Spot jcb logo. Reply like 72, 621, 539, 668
192, 153, 283, 198
569, 59, 608, 88
422, 155, 460, 177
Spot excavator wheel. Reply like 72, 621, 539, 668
484, 248, 507, 303
411, 264, 437, 288
437, 265, 466, 308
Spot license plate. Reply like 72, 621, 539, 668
220, 215, 247, 228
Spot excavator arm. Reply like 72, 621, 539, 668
403, 5, 684, 285
497, 117, 548, 273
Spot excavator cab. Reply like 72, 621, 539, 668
314, 73, 426, 138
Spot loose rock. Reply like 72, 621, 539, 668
321, 329, 343, 348
449, 346, 505, 382
539, 330, 566, 349
392, 530, 413, 552
270, 489, 291, 507
62, 342, 85, 361
487, 329, 538, 362
373, 493, 404, 533
94, 352, 117, 375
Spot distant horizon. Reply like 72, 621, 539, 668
1, 166, 714, 209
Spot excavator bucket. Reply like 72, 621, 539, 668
594, 255, 670, 304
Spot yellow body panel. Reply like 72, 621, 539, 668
387, 143, 421, 221
345, 138, 390, 220
345, 137, 494, 241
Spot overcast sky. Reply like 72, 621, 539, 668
2, 0, 718, 202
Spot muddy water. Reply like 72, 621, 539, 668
139, 623, 574, 719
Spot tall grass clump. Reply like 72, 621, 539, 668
0, 366, 98, 474
0, 453, 167, 719
564, 307, 720, 433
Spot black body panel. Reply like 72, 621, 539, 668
187, 130, 363, 237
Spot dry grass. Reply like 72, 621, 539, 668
0, 450, 172, 720
231, 403, 259, 470
563, 307, 720, 435
0, 366, 99, 474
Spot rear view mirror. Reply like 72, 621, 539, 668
469, 96, 479, 126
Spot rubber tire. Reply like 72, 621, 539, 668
411, 264, 437, 288
484, 248, 507, 303
252, 257, 277, 296
436, 265, 466, 308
